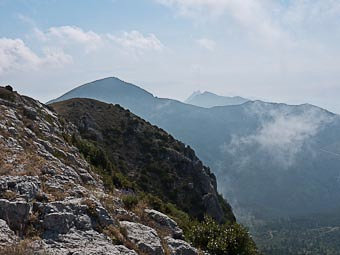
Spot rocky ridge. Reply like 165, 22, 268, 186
0, 86, 199, 255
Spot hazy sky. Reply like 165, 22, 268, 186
1, 0, 340, 113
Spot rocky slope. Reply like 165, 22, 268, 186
0, 86, 201, 254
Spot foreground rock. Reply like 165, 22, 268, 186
165, 237, 198, 255
120, 221, 164, 255
145, 209, 183, 239
41, 230, 138, 255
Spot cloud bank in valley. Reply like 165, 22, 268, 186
224, 104, 334, 168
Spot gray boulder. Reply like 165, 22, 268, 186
165, 236, 198, 255
120, 221, 164, 255
42, 230, 138, 255
43, 212, 76, 235
145, 209, 183, 239
0, 199, 30, 231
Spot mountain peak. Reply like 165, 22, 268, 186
185, 90, 249, 108
186, 90, 202, 102
47, 76, 154, 105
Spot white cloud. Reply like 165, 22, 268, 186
36, 26, 103, 52
42, 47, 73, 66
108, 30, 164, 52
34, 26, 164, 55
156, 0, 340, 47
0, 38, 71, 74
196, 38, 216, 51
0, 25, 164, 76
156, 0, 286, 44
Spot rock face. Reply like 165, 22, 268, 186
0, 87, 204, 254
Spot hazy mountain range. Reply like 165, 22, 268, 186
49, 77, 340, 222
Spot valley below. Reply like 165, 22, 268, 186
251, 210, 340, 254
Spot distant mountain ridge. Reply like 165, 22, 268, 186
48, 77, 340, 222
185, 91, 249, 108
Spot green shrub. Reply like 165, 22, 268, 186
0, 88, 15, 102
187, 216, 259, 255
112, 171, 135, 190
122, 194, 139, 210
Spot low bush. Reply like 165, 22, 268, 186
0, 87, 15, 102
122, 194, 139, 210
186, 216, 259, 255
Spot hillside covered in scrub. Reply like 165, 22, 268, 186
51, 98, 234, 224
0, 86, 259, 255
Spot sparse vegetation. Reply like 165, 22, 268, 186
0, 239, 41, 255
82, 198, 98, 218
1, 190, 17, 200
102, 224, 125, 245
0, 148, 45, 176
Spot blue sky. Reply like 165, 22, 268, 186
1, 0, 340, 113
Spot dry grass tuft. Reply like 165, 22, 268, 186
0, 149, 45, 176
0, 238, 43, 255
0, 190, 17, 200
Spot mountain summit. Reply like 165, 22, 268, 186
185, 91, 249, 108
48, 77, 154, 105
